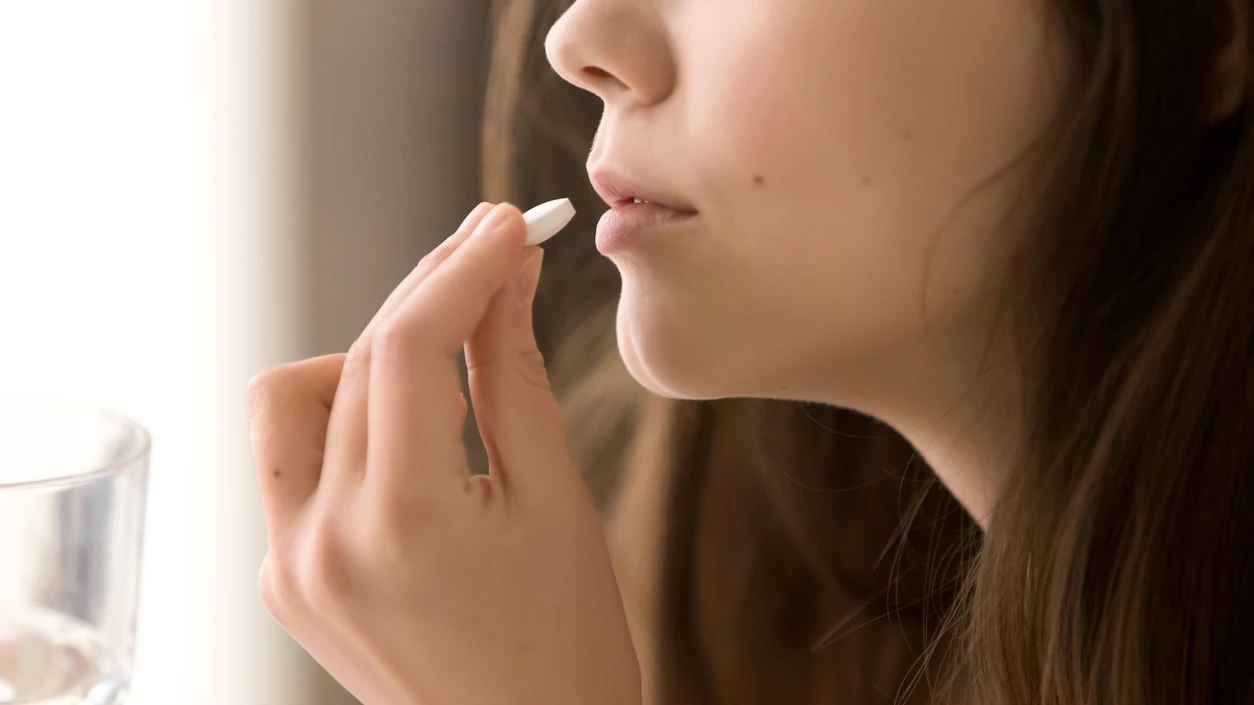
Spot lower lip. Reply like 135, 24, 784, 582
596, 202, 698, 253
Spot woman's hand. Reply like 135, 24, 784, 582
245, 203, 641, 705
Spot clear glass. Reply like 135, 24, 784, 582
0, 395, 150, 705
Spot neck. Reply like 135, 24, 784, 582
887, 362, 1020, 528
809, 336, 1023, 528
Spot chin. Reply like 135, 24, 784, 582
614, 294, 743, 401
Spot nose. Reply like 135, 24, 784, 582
545, 0, 677, 107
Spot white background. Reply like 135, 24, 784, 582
0, 2, 315, 703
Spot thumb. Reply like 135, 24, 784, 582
464, 248, 575, 489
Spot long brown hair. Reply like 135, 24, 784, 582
481, 1, 1254, 703
975, 1, 1254, 702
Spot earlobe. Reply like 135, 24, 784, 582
1208, 2, 1248, 122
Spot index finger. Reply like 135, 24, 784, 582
366, 203, 528, 495
358, 202, 494, 342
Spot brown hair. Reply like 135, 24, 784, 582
975, 1, 1254, 702
481, 1, 1254, 703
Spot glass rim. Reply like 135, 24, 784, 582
0, 391, 151, 490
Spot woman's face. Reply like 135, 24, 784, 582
546, 0, 1064, 413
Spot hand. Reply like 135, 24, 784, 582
245, 203, 641, 705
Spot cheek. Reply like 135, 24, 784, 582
687, 5, 907, 217
686, 0, 1060, 220
676, 14, 937, 361
682, 0, 1059, 322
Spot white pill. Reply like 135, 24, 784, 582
522, 198, 576, 246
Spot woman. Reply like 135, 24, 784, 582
245, 0, 1254, 703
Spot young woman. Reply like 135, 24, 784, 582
246, 0, 1254, 703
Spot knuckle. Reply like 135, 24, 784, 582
245, 368, 284, 418
298, 524, 355, 611
416, 249, 441, 270
514, 347, 553, 392
356, 503, 442, 595
465, 347, 552, 393
360, 513, 409, 575
258, 554, 298, 621
465, 474, 498, 509
367, 491, 445, 561
342, 339, 372, 377
371, 321, 419, 362
247, 357, 327, 418
420, 240, 455, 268
371, 492, 423, 534
471, 270, 500, 305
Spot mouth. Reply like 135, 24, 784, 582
588, 167, 699, 215
588, 167, 699, 253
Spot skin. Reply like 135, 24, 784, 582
247, 204, 639, 704
546, 0, 1068, 521
249, 0, 1071, 701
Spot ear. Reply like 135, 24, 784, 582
1209, 1, 1248, 122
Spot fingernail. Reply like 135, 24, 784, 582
514, 249, 544, 307
474, 203, 513, 238
458, 202, 492, 232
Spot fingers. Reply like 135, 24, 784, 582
321, 341, 370, 487
466, 248, 575, 494
360, 203, 494, 341
323, 203, 493, 487
246, 354, 346, 539
368, 203, 529, 495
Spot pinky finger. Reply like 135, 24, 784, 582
246, 355, 344, 540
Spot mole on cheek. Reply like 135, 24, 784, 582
753, 174, 766, 186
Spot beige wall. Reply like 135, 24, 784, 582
295, 2, 492, 702
299, 0, 493, 355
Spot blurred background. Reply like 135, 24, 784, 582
0, 1, 495, 702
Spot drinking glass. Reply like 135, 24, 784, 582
0, 394, 149, 705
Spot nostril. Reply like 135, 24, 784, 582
582, 65, 630, 93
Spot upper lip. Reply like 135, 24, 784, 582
588, 167, 698, 213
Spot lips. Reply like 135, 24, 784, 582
588, 168, 698, 215
588, 167, 699, 253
